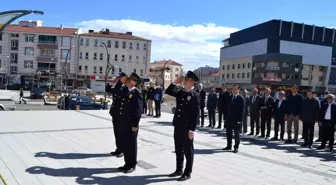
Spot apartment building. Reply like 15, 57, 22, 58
0, 20, 81, 88
220, 19, 334, 92
77, 29, 151, 89
193, 66, 219, 82
149, 59, 183, 88
200, 72, 220, 89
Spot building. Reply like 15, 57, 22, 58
0, 20, 81, 88
149, 59, 183, 88
220, 19, 333, 92
77, 29, 151, 90
193, 66, 219, 82
200, 71, 219, 89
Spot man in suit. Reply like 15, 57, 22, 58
165, 71, 200, 181
142, 86, 148, 114
248, 88, 262, 136
197, 83, 206, 127
316, 91, 328, 142
105, 72, 128, 157
271, 91, 287, 141
223, 85, 245, 153
207, 87, 218, 128
146, 83, 155, 116
260, 88, 275, 138
217, 85, 230, 129
316, 94, 336, 152
154, 86, 163, 117
118, 73, 143, 173
241, 89, 251, 134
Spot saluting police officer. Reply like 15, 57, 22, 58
165, 71, 200, 181
105, 72, 128, 157
118, 72, 143, 173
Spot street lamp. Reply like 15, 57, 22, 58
101, 41, 115, 109
0, 10, 44, 32
62, 45, 74, 95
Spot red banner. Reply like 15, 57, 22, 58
263, 77, 281, 82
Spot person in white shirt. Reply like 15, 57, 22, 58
317, 94, 336, 152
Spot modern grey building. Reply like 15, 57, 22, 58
220, 19, 335, 92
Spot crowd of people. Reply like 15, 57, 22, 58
141, 84, 163, 117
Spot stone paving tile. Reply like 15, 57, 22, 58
0, 110, 336, 185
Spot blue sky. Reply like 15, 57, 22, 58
2, 0, 336, 70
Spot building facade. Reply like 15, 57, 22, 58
220, 19, 333, 92
149, 60, 183, 88
0, 20, 81, 89
200, 72, 219, 89
77, 29, 151, 89
193, 66, 219, 82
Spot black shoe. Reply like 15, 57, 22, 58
168, 171, 183, 177
233, 148, 238, 153
316, 146, 325, 150
258, 135, 265, 138
201, 124, 204, 127
255, 133, 259, 136
124, 167, 136, 173
118, 165, 127, 171
315, 138, 322, 142
110, 151, 119, 156
223, 146, 231, 151
284, 139, 293, 144
216, 126, 221, 129
329, 148, 334, 153
301, 143, 308, 147
270, 137, 278, 141
247, 132, 254, 136
308, 145, 313, 149
207, 125, 212, 128
300, 136, 304, 139
293, 140, 297, 144
116, 153, 124, 158
177, 174, 191, 181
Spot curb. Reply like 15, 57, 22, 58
0, 174, 7, 185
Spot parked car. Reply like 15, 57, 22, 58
30, 88, 46, 99
72, 87, 93, 95
69, 96, 103, 110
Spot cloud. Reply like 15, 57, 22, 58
76, 19, 239, 70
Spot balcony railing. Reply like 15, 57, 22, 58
37, 56, 57, 62
37, 41, 58, 49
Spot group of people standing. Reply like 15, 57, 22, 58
141, 84, 163, 118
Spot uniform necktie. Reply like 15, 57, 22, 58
252, 96, 255, 104
232, 95, 236, 103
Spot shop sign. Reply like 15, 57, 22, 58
263, 77, 281, 82
265, 66, 280, 71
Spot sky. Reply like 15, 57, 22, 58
2, 0, 336, 71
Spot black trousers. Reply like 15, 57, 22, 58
321, 121, 335, 149
218, 109, 227, 128
123, 127, 138, 168
318, 125, 323, 140
274, 119, 285, 139
200, 107, 205, 125
174, 129, 194, 174
143, 100, 147, 114
261, 115, 272, 137
226, 120, 240, 149
250, 114, 260, 134
154, 100, 161, 117
208, 109, 216, 127
302, 121, 315, 146
112, 117, 123, 153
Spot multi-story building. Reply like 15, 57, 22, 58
200, 72, 219, 89
149, 59, 183, 88
0, 20, 81, 88
220, 19, 333, 92
77, 29, 151, 90
193, 66, 219, 83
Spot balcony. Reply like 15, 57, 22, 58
37, 56, 58, 62
253, 66, 300, 74
252, 77, 300, 85
37, 41, 58, 49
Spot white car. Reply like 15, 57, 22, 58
170, 100, 208, 116
72, 87, 93, 95
0, 91, 16, 111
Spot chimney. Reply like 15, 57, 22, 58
126, 32, 132, 35
88, 29, 94, 33
60, 24, 63, 30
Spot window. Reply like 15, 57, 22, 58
247, 72, 250, 78
38, 35, 57, 44
242, 73, 245, 78
242, 63, 245, 68
232, 64, 235, 69
134, 69, 136, 73
25, 35, 34, 42
129, 42, 133, 49
11, 33, 19, 38
237, 73, 240, 78
143, 56, 146, 61
11, 40, 18, 50
232, 73, 235, 78
25, 47, 34, 56
107, 40, 111, 48
238, 64, 241, 69
100, 40, 103, 47
248, 63, 251, 68
129, 55, 132, 61
93, 66, 97, 74
84, 66, 88, 72
93, 53, 97, 60
10, 53, 18, 63
136, 56, 139, 60
222, 74, 225, 79
144, 43, 147, 50
85, 52, 89, 59
100, 53, 103, 60
61, 49, 71, 60
40, 49, 55, 57
94, 39, 98, 46
136, 43, 140, 50
79, 65, 82, 72
122, 41, 126, 49
111, 67, 115, 74
140, 69, 144, 75
222, 65, 225, 70
99, 66, 103, 74
119, 68, 122, 73
122, 55, 125, 61
227, 65, 230, 70
0, 34, 2, 41
79, 52, 83, 59
115, 41, 119, 48
85, 39, 89, 46
24, 60, 33, 69
0, 46, 2, 54
114, 54, 118, 61
61, 37, 71, 47
80, 38, 84, 45
227, 74, 229, 78
10, 66, 17, 74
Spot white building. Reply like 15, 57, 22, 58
200, 72, 220, 89
0, 20, 81, 88
77, 29, 151, 90
149, 60, 183, 88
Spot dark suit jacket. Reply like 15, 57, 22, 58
106, 80, 128, 117
120, 88, 143, 128
165, 84, 200, 132
207, 93, 218, 110
226, 94, 245, 123
218, 90, 230, 111
318, 102, 336, 123
273, 99, 288, 120
199, 89, 206, 108
250, 95, 262, 117
260, 96, 275, 117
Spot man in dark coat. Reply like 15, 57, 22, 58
217, 85, 230, 129
105, 72, 128, 157
142, 87, 148, 114
197, 83, 206, 127
316, 91, 328, 142
317, 94, 336, 152
146, 84, 155, 116
271, 91, 287, 141
260, 88, 275, 138
207, 87, 218, 128
165, 71, 200, 181
223, 85, 245, 153
118, 72, 143, 173
248, 88, 262, 136
241, 89, 250, 134
153, 86, 163, 117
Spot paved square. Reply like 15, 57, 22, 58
0, 110, 336, 185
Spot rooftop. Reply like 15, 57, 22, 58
151, 59, 183, 66
5, 25, 80, 35
208, 72, 220, 77
80, 30, 151, 42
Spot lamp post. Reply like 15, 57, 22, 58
0, 10, 44, 32
63, 45, 74, 94
101, 41, 115, 109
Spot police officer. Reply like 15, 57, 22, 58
118, 72, 143, 173
105, 72, 128, 157
165, 71, 200, 181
